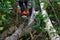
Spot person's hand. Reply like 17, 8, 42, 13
26, 10, 29, 14
26, 9, 30, 13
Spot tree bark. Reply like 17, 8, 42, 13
5, 24, 24, 40
40, 2, 60, 40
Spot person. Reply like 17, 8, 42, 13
16, 0, 32, 18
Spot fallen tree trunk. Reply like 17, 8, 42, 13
5, 24, 24, 40
27, 1, 35, 26
1, 25, 17, 39
5, 22, 33, 40
40, 1, 60, 40
5, 1, 37, 40
27, 0, 39, 27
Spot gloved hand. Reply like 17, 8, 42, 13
22, 11, 27, 15
21, 11, 27, 18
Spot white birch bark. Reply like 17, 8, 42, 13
40, 2, 60, 40
27, 2, 39, 27
27, 1, 35, 26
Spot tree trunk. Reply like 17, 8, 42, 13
40, 2, 60, 40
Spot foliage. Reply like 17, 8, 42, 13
32, 12, 46, 33
46, 0, 60, 35
0, 0, 60, 40
0, 0, 17, 32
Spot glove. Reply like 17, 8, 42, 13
22, 11, 27, 15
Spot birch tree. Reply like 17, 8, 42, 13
39, 0, 60, 40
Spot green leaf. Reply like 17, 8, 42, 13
0, 20, 2, 25
48, 14, 54, 18
57, 2, 60, 5
43, 4, 48, 9
2, 14, 6, 21
0, 27, 4, 31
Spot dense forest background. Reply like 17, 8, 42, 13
0, 0, 60, 40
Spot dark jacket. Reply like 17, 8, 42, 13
16, 0, 31, 9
